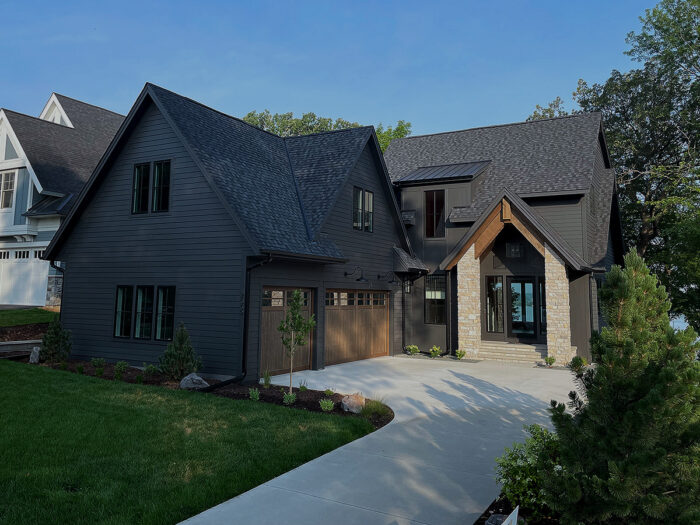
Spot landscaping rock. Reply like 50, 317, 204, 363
29, 347, 40, 364
341, 392, 365, 413
486, 513, 526, 525
179, 373, 209, 390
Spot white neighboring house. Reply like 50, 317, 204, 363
0, 94, 123, 306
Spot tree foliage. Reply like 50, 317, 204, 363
159, 323, 202, 380
526, 96, 569, 121
278, 290, 316, 394
546, 252, 700, 523
40, 317, 71, 364
243, 109, 411, 152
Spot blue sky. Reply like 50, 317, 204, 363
1, 0, 647, 135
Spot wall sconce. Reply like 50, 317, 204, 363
344, 266, 368, 283
377, 271, 399, 286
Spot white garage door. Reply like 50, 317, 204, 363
0, 258, 49, 305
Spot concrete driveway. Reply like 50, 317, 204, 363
182, 356, 575, 525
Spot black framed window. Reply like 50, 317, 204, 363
425, 190, 445, 238
539, 278, 547, 334
155, 286, 176, 341
364, 190, 374, 232
353, 187, 363, 230
506, 242, 522, 258
134, 286, 154, 339
424, 273, 446, 324
114, 286, 133, 338
152, 160, 170, 212
132, 164, 150, 214
486, 276, 504, 333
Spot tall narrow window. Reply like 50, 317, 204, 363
364, 190, 374, 232
134, 286, 154, 339
114, 286, 133, 338
486, 276, 504, 333
425, 190, 445, 238
1, 171, 15, 209
152, 160, 170, 212
539, 278, 547, 334
424, 273, 446, 324
155, 286, 176, 341
132, 164, 150, 214
353, 187, 363, 230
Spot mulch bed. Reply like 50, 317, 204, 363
474, 494, 560, 524
0, 323, 49, 342
214, 383, 394, 429
24, 359, 393, 430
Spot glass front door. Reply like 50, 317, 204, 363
507, 277, 536, 340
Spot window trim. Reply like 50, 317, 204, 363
424, 273, 447, 325
352, 186, 363, 231
134, 285, 155, 340
151, 160, 171, 213
155, 286, 176, 342
485, 275, 504, 333
131, 163, 150, 215
113, 285, 134, 339
0, 169, 16, 210
424, 189, 445, 239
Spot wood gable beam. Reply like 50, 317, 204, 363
444, 203, 502, 270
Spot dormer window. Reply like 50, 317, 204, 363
132, 160, 171, 214
0, 170, 15, 209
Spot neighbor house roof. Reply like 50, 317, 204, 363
384, 113, 617, 265
3, 95, 124, 211
46, 84, 415, 263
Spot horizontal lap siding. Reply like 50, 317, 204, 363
246, 144, 405, 378
58, 102, 250, 375
527, 197, 584, 258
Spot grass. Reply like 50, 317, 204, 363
0, 307, 57, 327
0, 361, 374, 525
361, 398, 391, 419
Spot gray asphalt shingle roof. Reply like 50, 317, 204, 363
5, 96, 124, 207
384, 113, 616, 265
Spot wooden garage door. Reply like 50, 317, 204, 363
325, 290, 389, 366
260, 288, 313, 376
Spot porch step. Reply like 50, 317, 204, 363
478, 341, 547, 364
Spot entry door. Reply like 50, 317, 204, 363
506, 277, 536, 341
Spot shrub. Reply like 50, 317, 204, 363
114, 361, 129, 381
568, 355, 587, 376
319, 398, 334, 412
76, 365, 84, 375
299, 379, 308, 392
455, 349, 466, 360
142, 363, 159, 376
496, 424, 560, 521
548, 252, 700, 523
361, 399, 390, 419
135, 374, 143, 384
158, 323, 202, 380
404, 344, 419, 355
429, 345, 441, 358
262, 369, 271, 389
249, 388, 260, 401
60, 361, 68, 371
91, 358, 105, 377
282, 392, 296, 405
544, 356, 556, 367
40, 317, 71, 364
323, 388, 334, 396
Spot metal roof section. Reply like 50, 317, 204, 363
395, 160, 491, 186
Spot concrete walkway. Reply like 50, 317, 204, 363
182, 357, 575, 525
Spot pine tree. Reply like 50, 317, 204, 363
546, 251, 700, 523
158, 323, 202, 380
40, 316, 71, 363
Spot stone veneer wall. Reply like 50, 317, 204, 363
544, 244, 575, 363
457, 244, 481, 358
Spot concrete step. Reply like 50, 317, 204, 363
477, 342, 547, 364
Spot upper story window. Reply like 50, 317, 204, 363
132, 164, 150, 214
506, 242, 522, 258
352, 187, 373, 232
1, 170, 15, 209
132, 160, 171, 215
425, 190, 445, 238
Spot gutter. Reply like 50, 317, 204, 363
202, 253, 273, 392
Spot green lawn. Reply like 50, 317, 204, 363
0, 307, 57, 327
0, 361, 374, 525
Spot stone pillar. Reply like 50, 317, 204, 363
544, 244, 575, 364
457, 244, 481, 358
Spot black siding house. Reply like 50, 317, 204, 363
45, 84, 422, 378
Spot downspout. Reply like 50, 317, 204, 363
203, 253, 272, 392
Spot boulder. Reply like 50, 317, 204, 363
341, 393, 365, 414
29, 347, 41, 364
179, 373, 209, 390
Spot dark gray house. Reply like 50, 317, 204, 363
46, 84, 623, 376
45, 84, 423, 378
384, 114, 624, 363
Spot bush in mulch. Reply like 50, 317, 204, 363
0, 323, 50, 342
43, 359, 180, 388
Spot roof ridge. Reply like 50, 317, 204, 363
1, 109, 78, 130
283, 125, 373, 140
53, 93, 125, 117
401, 112, 602, 140
146, 83, 283, 139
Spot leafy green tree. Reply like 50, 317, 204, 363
159, 323, 202, 380
526, 96, 569, 120
243, 110, 411, 151
546, 252, 700, 523
278, 289, 316, 394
